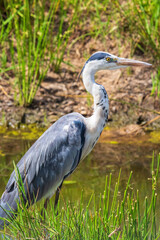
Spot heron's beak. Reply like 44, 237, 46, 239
117, 58, 152, 68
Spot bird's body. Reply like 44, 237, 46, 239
0, 51, 151, 228
0, 113, 86, 225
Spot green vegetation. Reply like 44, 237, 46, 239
0, 2, 159, 237
8, 0, 58, 106
0, 0, 78, 106
112, 0, 160, 58
151, 68, 160, 97
0, 0, 160, 106
0, 154, 159, 239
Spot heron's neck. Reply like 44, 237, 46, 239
82, 65, 109, 130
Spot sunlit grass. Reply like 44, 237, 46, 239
8, 0, 71, 106
0, 154, 159, 239
0, 0, 78, 106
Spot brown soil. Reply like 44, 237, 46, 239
0, 37, 160, 130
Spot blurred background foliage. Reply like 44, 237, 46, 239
0, 0, 160, 106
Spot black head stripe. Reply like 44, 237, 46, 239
77, 52, 111, 81
87, 52, 111, 62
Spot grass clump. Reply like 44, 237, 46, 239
9, 0, 58, 106
0, 0, 77, 106
111, 0, 160, 58
0, 154, 160, 239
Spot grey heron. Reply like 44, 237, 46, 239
0, 52, 151, 228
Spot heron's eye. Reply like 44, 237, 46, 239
106, 57, 111, 62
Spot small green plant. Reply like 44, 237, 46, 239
151, 68, 160, 97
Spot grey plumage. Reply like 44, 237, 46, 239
86, 52, 111, 62
0, 113, 86, 227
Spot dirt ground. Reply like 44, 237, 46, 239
0, 38, 160, 131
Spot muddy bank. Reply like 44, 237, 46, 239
0, 38, 160, 130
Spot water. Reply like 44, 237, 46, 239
0, 127, 160, 210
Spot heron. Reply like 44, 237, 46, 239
0, 51, 151, 228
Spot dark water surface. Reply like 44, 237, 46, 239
0, 127, 160, 212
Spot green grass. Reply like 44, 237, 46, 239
9, 0, 58, 106
7, 0, 78, 106
0, 0, 78, 106
0, 154, 160, 239
111, 0, 160, 96
151, 67, 160, 97
111, 0, 160, 56
0, 0, 160, 106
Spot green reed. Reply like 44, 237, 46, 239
0, 153, 159, 239
0, 0, 77, 106
111, 0, 160, 96
8, 0, 59, 106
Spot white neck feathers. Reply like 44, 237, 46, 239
80, 61, 109, 160
82, 61, 109, 116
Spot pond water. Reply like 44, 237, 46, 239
0, 127, 160, 214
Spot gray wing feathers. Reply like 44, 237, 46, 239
0, 113, 86, 225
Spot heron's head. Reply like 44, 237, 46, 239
78, 51, 152, 79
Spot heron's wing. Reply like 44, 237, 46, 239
4, 113, 86, 203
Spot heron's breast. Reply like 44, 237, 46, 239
81, 125, 103, 161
